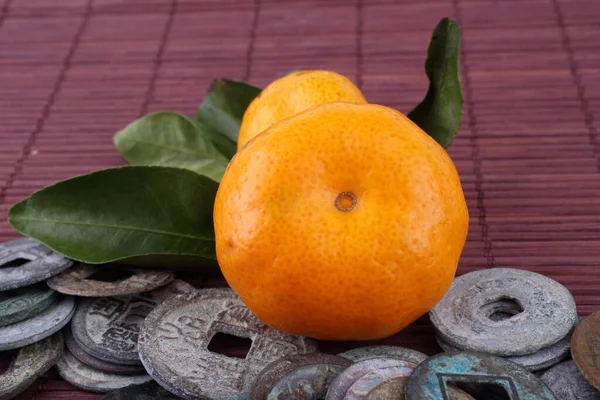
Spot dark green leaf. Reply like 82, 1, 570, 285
196, 79, 262, 158
8, 166, 219, 266
408, 17, 463, 149
113, 112, 229, 182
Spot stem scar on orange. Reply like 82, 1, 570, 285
214, 102, 469, 341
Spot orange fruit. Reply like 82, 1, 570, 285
214, 102, 469, 341
237, 70, 366, 149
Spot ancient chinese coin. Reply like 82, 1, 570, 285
0, 331, 63, 400
434, 330, 572, 371
430, 268, 577, 356
71, 280, 195, 365
405, 351, 556, 399
325, 358, 417, 400
0, 296, 75, 351
571, 311, 600, 391
540, 361, 600, 399
56, 348, 151, 393
0, 284, 57, 327
64, 325, 146, 375
47, 263, 175, 297
338, 345, 428, 365
251, 353, 351, 400
0, 239, 74, 291
138, 288, 318, 400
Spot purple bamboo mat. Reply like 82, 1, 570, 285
1, 0, 599, 398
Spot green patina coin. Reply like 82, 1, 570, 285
0, 284, 57, 327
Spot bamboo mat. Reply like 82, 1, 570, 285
0, 0, 599, 398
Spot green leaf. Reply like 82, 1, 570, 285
8, 166, 219, 266
408, 17, 463, 149
113, 112, 229, 182
196, 79, 262, 158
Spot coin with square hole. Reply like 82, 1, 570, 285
338, 345, 428, 365
71, 280, 195, 365
64, 325, 146, 375
0, 283, 57, 327
325, 357, 418, 400
434, 329, 572, 372
571, 311, 600, 391
57, 348, 151, 393
138, 288, 318, 400
0, 239, 74, 291
0, 331, 63, 399
405, 352, 556, 399
342, 364, 475, 400
100, 382, 180, 400
430, 268, 578, 356
541, 361, 600, 399
47, 263, 175, 297
250, 353, 352, 400
0, 296, 75, 351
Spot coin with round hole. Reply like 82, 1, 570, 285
338, 345, 428, 365
429, 268, 578, 356
571, 311, 600, 391
540, 361, 600, 399
250, 353, 352, 400
434, 330, 572, 372
0, 239, 74, 291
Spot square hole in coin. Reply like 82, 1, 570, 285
1, 257, 32, 269
87, 269, 135, 282
207, 332, 253, 359
481, 296, 524, 322
449, 382, 511, 400
0, 350, 17, 374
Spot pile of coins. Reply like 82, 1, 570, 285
1, 237, 599, 400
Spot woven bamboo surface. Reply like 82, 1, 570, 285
0, 0, 599, 398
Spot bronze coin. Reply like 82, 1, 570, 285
251, 353, 352, 400
64, 325, 146, 375
47, 263, 175, 297
571, 311, 600, 391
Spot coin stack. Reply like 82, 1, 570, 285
0, 238, 76, 399
47, 261, 197, 393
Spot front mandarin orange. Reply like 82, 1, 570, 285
215, 102, 469, 341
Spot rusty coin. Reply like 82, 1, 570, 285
138, 288, 318, 400
56, 348, 152, 393
405, 351, 556, 399
0, 331, 64, 400
64, 325, 146, 375
0, 239, 74, 291
47, 263, 175, 297
434, 330, 571, 372
338, 345, 428, 365
430, 268, 578, 356
571, 311, 600, 391
325, 357, 418, 400
0, 283, 57, 327
100, 382, 180, 400
71, 279, 195, 365
251, 353, 351, 400
541, 360, 600, 399
0, 296, 75, 351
